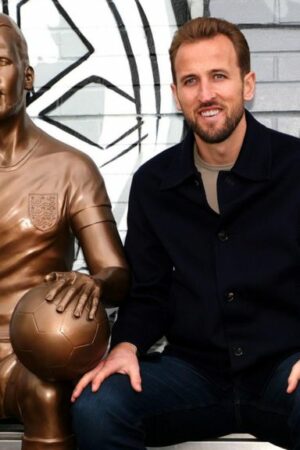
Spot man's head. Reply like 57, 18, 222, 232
0, 14, 33, 119
169, 17, 255, 146
169, 17, 250, 83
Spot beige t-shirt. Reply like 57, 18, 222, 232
194, 145, 234, 214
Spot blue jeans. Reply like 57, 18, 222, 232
72, 352, 300, 450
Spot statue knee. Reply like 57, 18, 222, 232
19, 373, 73, 442
17, 366, 72, 421
33, 379, 66, 408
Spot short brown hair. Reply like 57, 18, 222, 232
169, 17, 250, 83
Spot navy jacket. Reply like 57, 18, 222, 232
112, 111, 300, 391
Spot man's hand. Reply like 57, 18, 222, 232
44, 271, 101, 319
287, 360, 300, 393
71, 342, 141, 402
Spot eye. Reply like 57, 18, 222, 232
0, 57, 11, 66
213, 73, 226, 80
183, 77, 197, 86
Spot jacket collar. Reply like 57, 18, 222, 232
160, 110, 272, 190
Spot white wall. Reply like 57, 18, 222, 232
2, 0, 300, 264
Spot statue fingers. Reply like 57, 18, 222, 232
55, 286, 77, 312
88, 293, 100, 320
73, 284, 100, 319
45, 279, 66, 301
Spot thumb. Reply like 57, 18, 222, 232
287, 366, 299, 394
287, 375, 298, 394
44, 272, 56, 281
127, 363, 142, 392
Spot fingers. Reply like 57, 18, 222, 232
44, 272, 56, 282
73, 292, 89, 318
128, 362, 142, 392
71, 361, 105, 402
45, 271, 76, 302
89, 351, 142, 394
71, 360, 115, 402
45, 271, 76, 285
88, 295, 99, 320
45, 279, 66, 301
90, 369, 111, 393
56, 287, 76, 312
287, 361, 300, 394
71, 344, 142, 401
44, 271, 101, 317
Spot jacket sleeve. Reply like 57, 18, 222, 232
111, 171, 173, 353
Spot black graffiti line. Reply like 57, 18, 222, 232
106, 121, 144, 149
41, 115, 104, 149
17, 0, 94, 106
39, 75, 137, 149
40, 75, 135, 117
106, 0, 143, 152
135, 0, 161, 125
1, 0, 8, 14
171, 0, 190, 26
203, 0, 211, 17
100, 133, 148, 168
106, 0, 141, 114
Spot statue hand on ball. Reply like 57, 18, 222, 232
10, 281, 110, 382
45, 271, 100, 319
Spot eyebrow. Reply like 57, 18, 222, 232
211, 68, 230, 73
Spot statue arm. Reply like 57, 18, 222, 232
77, 220, 130, 308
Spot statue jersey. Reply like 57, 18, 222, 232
0, 129, 114, 340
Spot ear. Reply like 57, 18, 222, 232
243, 71, 256, 102
171, 83, 182, 111
24, 65, 34, 91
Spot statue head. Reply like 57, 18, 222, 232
0, 14, 34, 119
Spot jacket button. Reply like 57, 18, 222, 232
226, 291, 235, 302
218, 230, 229, 241
233, 346, 244, 357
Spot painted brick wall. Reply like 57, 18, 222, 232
2, 0, 300, 257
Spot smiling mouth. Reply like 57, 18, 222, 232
199, 108, 221, 118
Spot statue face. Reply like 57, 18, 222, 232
0, 26, 26, 120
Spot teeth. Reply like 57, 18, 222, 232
201, 109, 219, 117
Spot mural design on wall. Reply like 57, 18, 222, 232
1, 0, 192, 164
0, 0, 195, 277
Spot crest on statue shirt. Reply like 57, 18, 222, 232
29, 194, 58, 231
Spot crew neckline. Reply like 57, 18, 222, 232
0, 130, 41, 172
194, 144, 235, 172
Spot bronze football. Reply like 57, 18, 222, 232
10, 282, 110, 381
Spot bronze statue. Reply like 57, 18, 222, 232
0, 13, 129, 450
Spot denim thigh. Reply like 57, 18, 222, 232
240, 353, 300, 450
72, 353, 236, 450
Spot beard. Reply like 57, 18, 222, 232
185, 102, 244, 144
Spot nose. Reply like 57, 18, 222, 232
197, 80, 216, 104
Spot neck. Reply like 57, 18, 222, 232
194, 113, 247, 165
0, 112, 39, 166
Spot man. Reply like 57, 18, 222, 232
72, 16, 300, 450
0, 13, 129, 450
